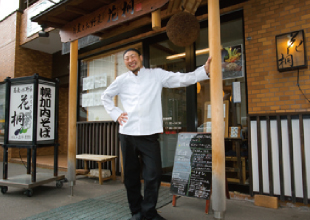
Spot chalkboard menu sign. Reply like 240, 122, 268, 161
170, 133, 212, 199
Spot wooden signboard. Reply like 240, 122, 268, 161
170, 132, 212, 200
59, 0, 169, 42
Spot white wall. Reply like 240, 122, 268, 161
0, 0, 19, 21
27, 0, 62, 37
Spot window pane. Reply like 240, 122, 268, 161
149, 40, 186, 173
196, 18, 247, 133
78, 45, 141, 122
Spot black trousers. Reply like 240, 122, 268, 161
119, 133, 162, 219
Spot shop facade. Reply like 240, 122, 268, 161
0, 0, 310, 204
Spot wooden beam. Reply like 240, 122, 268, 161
65, 6, 90, 15
79, 27, 166, 59
96, 15, 152, 40
96, 7, 179, 41
91, 32, 105, 37
37, 21, 64, 29
167, 0, 182, 13
152, 9, 161, 31
47, 16, 69, 25
69, 0, 90, 6
183, 0, 202, 14
167, 0, 174, 13
93, 0, 114, 4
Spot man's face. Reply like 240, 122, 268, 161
123, 51, 143, 74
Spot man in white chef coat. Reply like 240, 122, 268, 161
102, 48, 211, 220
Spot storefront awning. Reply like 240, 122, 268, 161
31, 0, 116, 29
31, 0, 173, 42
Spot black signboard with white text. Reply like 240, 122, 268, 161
170, 133, 212, 200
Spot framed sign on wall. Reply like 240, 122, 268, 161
276, 30, 307, 72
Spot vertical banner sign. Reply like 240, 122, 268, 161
9, 84, 34, 141
8, 82, 56, 142
170, 133, 212, 199
37, 83, 55, 141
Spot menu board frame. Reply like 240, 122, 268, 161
170, 132, 212, 200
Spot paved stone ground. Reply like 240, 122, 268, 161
22, 187, 172, 220
1, 163, 310, 220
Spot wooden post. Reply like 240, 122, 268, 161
67, 39, 78, 195
208, 0, 226, 219
114, 55, 118, 106
152, 9, 161, 31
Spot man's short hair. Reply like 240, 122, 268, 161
123, 48, 141, 57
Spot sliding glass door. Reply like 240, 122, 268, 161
149, 39, 186, 180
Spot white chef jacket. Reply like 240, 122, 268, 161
101, 66, 209, 135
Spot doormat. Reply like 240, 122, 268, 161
23, 186, 173, 220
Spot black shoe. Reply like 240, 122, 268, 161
129, 212, 143, 220
151, 214, 166, 220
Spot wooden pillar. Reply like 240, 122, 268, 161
208, 0, 226, 219
67, 40, 78, 194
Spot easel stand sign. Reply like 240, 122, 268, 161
0, 74, 65, 197
170, 133, 212, 213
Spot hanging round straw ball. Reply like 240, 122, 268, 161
166, 11, 200, 47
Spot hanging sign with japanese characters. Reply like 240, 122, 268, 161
37, 83, 55, 141
59, 0, 169, 42
276, 30, 307, 72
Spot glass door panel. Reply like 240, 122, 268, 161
149, 41, 186, 179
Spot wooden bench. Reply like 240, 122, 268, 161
76, 154, 117, 184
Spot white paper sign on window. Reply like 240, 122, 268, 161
95, 74, 107, 88
9, 84, 34, 141
37, 84, 55, 141
93, 93, 103, 106
207, 103, 226, 118
83, 76, 95, 91
82, 93, 94, 107
232, 81, 241, 103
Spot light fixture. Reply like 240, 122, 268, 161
166, 47, 223, 60
39, 24, 49, 37
166, 48, 210, 60
275, 30, 307, 72
197, 82, 201, 94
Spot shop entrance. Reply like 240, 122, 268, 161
147, 12, 249, 192
148, 39, 187, 181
